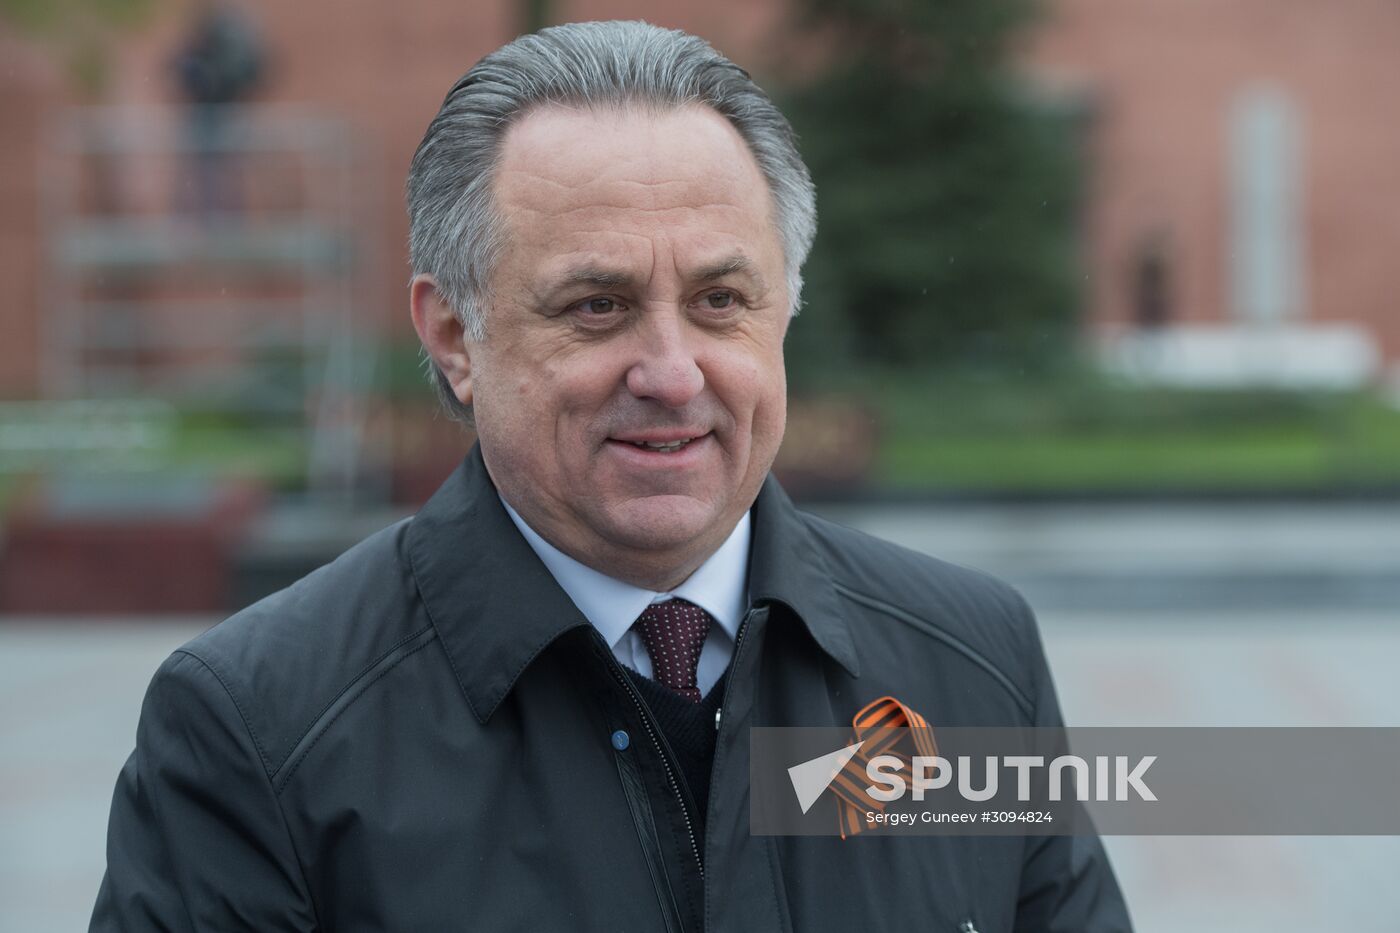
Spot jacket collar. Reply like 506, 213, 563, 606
408, 444, 860, 724
747, 471, 861, 680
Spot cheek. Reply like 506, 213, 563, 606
481, 347, 570, 420
750, 342, 788, 444
754, 382, 787, 456
533, 355, 626, 452
717, 344, 786, 439
470, 357, 549, 459
744, 334, 787, 408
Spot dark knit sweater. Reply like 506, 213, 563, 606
623, 664, 731, 833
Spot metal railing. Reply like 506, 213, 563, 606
40, 104, 378, 500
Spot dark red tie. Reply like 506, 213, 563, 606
632, 597, 715, 703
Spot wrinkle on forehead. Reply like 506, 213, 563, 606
494, 103, 775, 222
488, 103, 784, 308
499, 170, 761, 223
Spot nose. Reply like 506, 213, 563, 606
625, 308, 705, 408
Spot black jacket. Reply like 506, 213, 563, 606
92, 446, 1132, 931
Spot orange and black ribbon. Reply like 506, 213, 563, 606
829, 695, 938, 839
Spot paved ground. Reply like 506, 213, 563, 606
1, 620, 214, 933
812, 500, 1400, 610
3, 607, 1396, 933
1039, 609, 1400, 933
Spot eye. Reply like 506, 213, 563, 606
704, 290, 737, 310
581, 297, 619, 315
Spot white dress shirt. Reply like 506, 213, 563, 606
500, 496, 750, 699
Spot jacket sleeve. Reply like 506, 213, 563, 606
1011, 595, 1136, 933
90, 649, 318, 931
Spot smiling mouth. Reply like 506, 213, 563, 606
613, 432, 708, 453
631, 439, 692, 452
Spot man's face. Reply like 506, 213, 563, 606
464, 103, 790, 583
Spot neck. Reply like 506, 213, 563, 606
495, 493, 730, 593
568, 546, 705, 593
533, 521, 718, 592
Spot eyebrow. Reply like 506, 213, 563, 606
558, 266, 634, 290
533, 266, 635, 305
693, 254, 755, 282
692, 255, 774, 298
537, 253, 768, 303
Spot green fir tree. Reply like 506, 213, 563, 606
778, 0, 1084, 385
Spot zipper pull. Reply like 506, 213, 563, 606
714, 706, 722, 732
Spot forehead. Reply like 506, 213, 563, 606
491, 103, 781, 276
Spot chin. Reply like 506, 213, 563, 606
604, 494, 725, 552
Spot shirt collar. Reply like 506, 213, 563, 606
498, 495, 750, 650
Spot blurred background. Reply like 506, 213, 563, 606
2, 0, 1398, 930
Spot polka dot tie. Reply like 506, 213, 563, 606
632, 597, 715, 703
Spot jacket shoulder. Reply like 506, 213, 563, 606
170, 517, 435, 780
798, 509, 1041, 710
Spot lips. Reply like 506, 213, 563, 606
609, 430, 711, 454
629, 438, 692, 452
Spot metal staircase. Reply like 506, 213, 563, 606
41, 103, 376, 501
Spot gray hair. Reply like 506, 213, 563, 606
405, 20, 817, 422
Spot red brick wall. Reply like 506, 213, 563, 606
1022, 0, 1400, 361
109, 0, 519, 339
4, 0, 1399, 397
0, 33, 61, 396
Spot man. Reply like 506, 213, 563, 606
92, 21, 1132, 932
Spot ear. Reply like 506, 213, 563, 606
410, 274, 474, 408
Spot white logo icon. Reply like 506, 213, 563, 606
787, 741, 864, 814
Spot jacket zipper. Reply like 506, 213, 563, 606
589, 631, 691, 932
607, 658, 706, 878
599, 602, 759, 873
711, 604, 757, 766
594, 607, 758, 928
